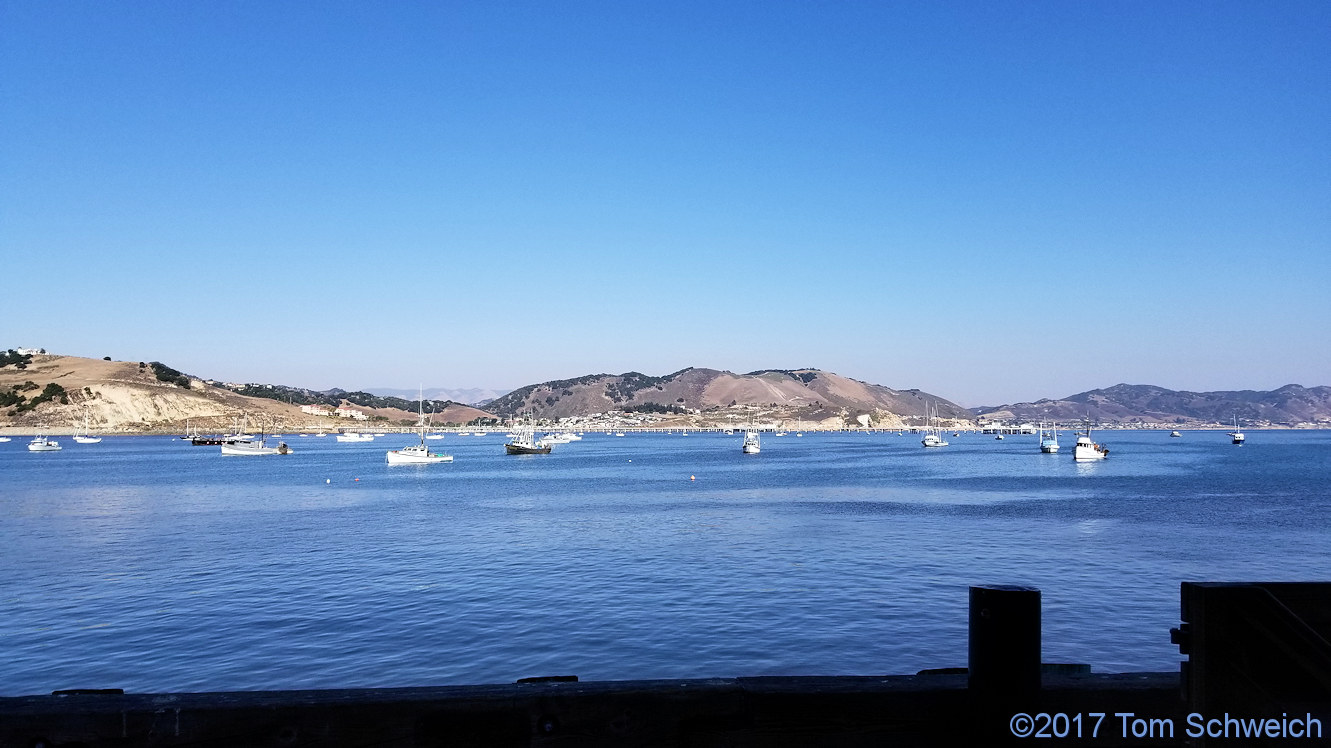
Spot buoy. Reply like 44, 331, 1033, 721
325, 478, 330, 484
354, 478, 360, 482
690, 475, 695, 481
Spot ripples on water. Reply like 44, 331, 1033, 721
2, 429, 1328, 694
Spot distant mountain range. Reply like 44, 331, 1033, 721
5, 350, 1329, 430
975, 383, 1331, 426
364, 387, 510, 407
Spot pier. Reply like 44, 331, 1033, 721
3, 582, 1326, 747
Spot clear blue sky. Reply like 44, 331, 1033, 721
3, 1, 1327, 406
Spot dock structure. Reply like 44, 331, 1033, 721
2, 582, 1327, 747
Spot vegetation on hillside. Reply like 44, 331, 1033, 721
1, 350, 33, 369
149, 361, 192, 388
224, 382, 461, 414
4, 382, 68, 414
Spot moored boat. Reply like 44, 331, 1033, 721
1039, 422, 1060, 453
220, 438, 291, 456
1073, 420, 1108, 461
1228, 415, 1245, 445
742, 430, 761, 454
505, 419, 551, 455
921, 402, 948, 447
72, 409, 101, 443
388, 390, 453, 464
28, 434, 61, 452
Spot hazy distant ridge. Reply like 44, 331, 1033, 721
364, 387, 510, 408
974, 383, 1331, 426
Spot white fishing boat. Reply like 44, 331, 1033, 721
921, 402, 949, 447
1229, 415, 1245, 445
72, 410, 102, 443
1073, 420, 1108, 461
0, 436, 11, 442
742, 430, 761, 454
1038, 422, 1060, 453
1170, 430, 1182, 438
28, 434, 61, 452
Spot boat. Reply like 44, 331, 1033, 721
1170, 430, 1182, 438
1073, 420, 1108, 461
995, 434, 1005, 441
27, 434, 61, 452
1038, 422, 1060, 453
335, 431, 374, 442
742, 429, 761, 454
921, 402, 949, 448
0, 436, 10, 442
72, 409, 102, 443
1228, 415, 1245, 445
505, 419, 552, 455
389, 389, 454, 463
221, 437, 291, 456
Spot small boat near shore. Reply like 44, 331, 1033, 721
73, 410, 102, 443
28, 434, 61, 452
1229, 415, 1245, 445
221, 437, 291, 456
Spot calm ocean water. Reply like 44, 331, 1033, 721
2, 429, 1329, 695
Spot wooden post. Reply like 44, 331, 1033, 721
969, 585, 1041, 698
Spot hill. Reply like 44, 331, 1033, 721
483, 367, 972, 427
0, 353, 493, 432
974, 383, 1331, 426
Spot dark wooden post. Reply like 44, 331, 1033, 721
969, 584, 1041, 698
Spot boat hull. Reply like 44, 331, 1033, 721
73, 436, 102, 444
386, 450, 453, 464
221, 442, 290, 456
505, 443, 551, 455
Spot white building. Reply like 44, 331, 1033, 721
335, 405, 369, 420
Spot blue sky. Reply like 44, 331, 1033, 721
3, 1, 1327, 406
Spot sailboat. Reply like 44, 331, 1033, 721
73, 409, 102, 443
1228, 415, 1245, 445
921, 402, 949, 447
1038, 421, 1060, 453
387, 389, 453, 464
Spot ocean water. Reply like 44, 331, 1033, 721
2, 429, 1328, 696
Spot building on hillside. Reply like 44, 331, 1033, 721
300, 404, 335, 417
335, 404, 369, 420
